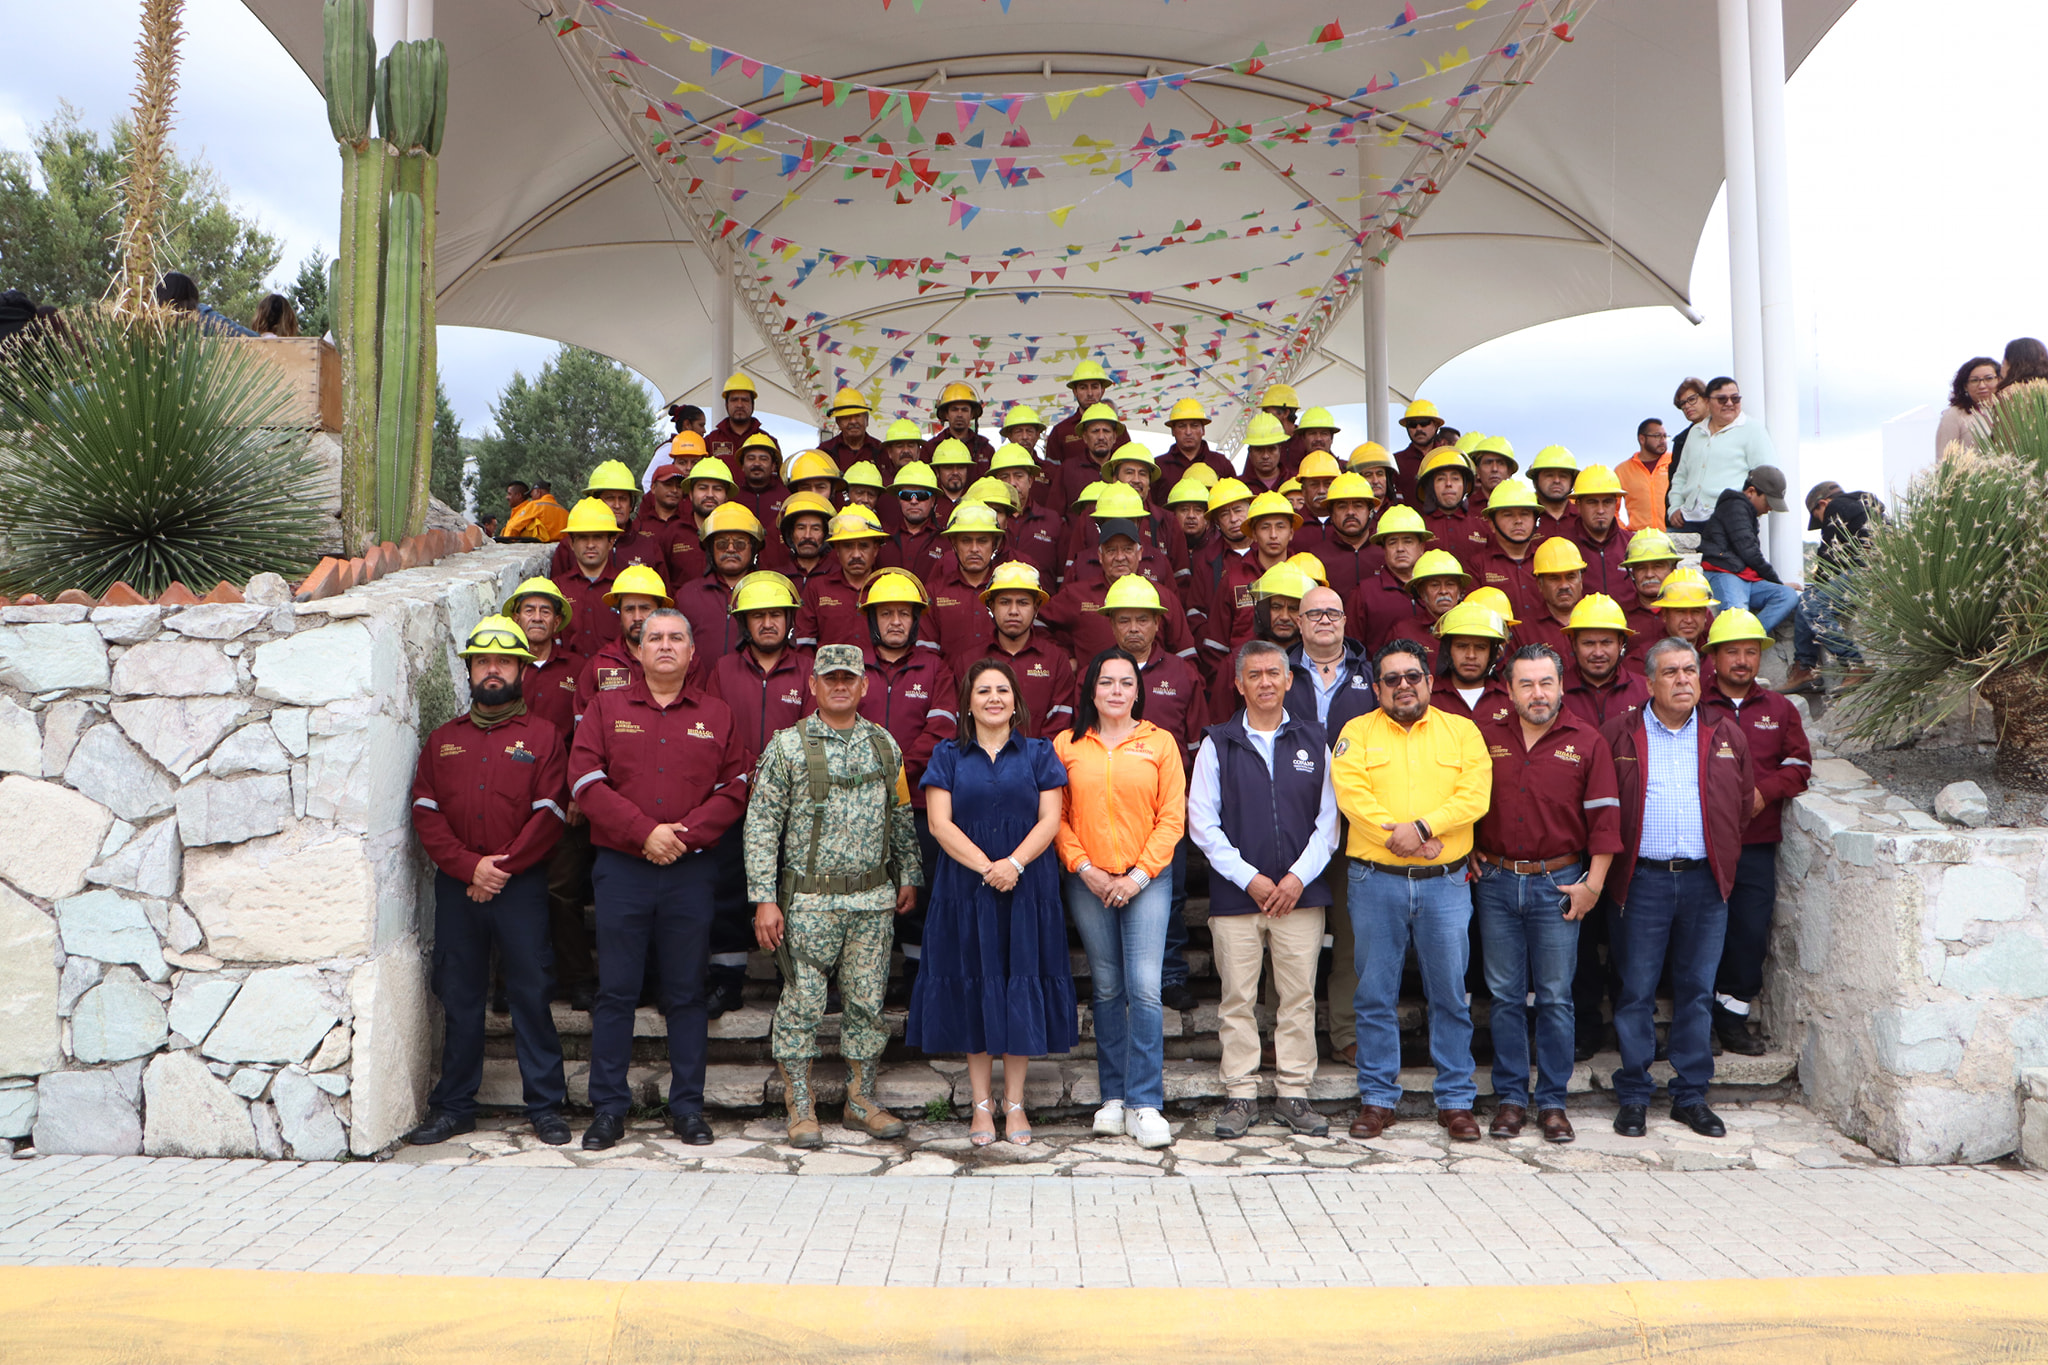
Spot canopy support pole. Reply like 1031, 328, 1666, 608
1749, 0, 1803, 575
1717, 0, 1764, 414
713, 248, 734, 388
372, 0, 406, 54
404, 0, 432, 40
1359, 139, 1391, 451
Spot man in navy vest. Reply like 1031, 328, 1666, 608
1188, 639, 1339, 1140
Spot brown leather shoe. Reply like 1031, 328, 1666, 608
1538, 1108, 1575, 1143
1437, 1108, 1482, 1142
1488, 1104, 1526, 1138
1349, 1104, 1397, 1139
1333, 1043, 1357, 1065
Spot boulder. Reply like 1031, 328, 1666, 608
166, 976, 241, 1047
110, 638, 238, 696
165, 604, 271, 640
142, 1050, 258, 1157
0, 622, 109, 692
272, 1067, 348, 1160
181, 827, 374, 962
177, 774, 291, 847
55, 889, 169, 982
64, 724, 176, 822
0, 775, 114, 899
206, 723, 291, 777
0, 885, 59, 1078
33, 1070, 141, 1156
0, 696, 39, 774
1934, 780, 1991, 828
347, 942, 431, 1154
244, 573, 292, 608
69, 967, 169, 1063
252, 621, 383, 705
110, 697, 250, 773
0, 1081, 34, 1139
201, 965, 339, 1065
86, 818, 182, 900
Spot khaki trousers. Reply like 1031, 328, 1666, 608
1212, 906, 1325, 1098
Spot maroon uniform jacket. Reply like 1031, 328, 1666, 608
1431, 679, 1511, 726
1563, 669, 1650, 730
820, 432, 885, 467
569, 678, 753, 857
923, 564, 1004, 667
1507, 614, 1582, 690
730, 478, 789, 527
552, 565, 620, 663
673, 574, 746, 679
411, 711, 568, 883
521, 648, 584, 741
1135, 645, 1210, 772
1468, 544, 1543, 625
1600, 707, 1754, 904
796, 566, 881, 651
1006, 504, 1065, 585
548, 527, 670, 590
1348, 566, 1434, 655
990, 633, 1078, 739
1474, 709, 1625, 862
1701, 680, 1811, 844
711, 646, 817, 760
1301, 532, 1379, 606
859, 647, 957, 808
706, 418, 769, 467
1567, 520, 1638, 610
573, 638, 641, 722
1040, 571, 1200, 673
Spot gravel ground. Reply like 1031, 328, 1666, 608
1849, 744, 2048, 826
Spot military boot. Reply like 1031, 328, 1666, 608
843, 1058, 908, 1138
779, 1061, 823, 1149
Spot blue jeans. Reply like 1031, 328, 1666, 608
1161, 837, 1191, 988
1706, 572, 1798, 633
1349, 863, 1476, 1110
1066, 872, 1170, 1111
1612, 864, 1728, 1108
1474, 860, 1583, 1110
1794, 574, 1863, 666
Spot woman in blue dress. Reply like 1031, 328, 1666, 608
908, 657, 1073, 1145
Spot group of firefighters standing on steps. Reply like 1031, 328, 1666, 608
408, 360, 1839, 1155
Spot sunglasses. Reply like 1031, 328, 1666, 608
1378, 670, 1428, 688
897, 489, 935, 501
1712, 394, 1742, 405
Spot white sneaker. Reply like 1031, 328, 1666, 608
1129, 1107, 1174, 1149
1092, 1100, 1126, 1136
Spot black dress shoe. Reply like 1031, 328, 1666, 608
1573, 1037, 1601, 1063
581, 1112, 627, 1150
1613, 1104, 1648, 1137
1159, 981, 1198, 1012
567, 981, 597, 1013
672, 1111, 714, 1145
1671, 1102, 1727, 1137
532, 1111, 572, 1146
705, 973, 747, 1019
404, 1110, 476, 1146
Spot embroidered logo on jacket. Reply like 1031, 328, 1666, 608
689, 721, 717, 740
438, 743, 466, 757
596, 666, 629, 691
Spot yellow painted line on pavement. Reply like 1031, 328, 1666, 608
2, 1267, 2046, 1363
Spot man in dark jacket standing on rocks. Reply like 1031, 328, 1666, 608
1697, 464, 1799, 633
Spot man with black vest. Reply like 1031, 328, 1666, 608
1189, 640, 1339, 1139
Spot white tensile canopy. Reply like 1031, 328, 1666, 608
243, 0, 1852, 443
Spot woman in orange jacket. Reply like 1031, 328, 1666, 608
1054, 648, 1186, 1150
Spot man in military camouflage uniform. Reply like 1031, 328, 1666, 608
746, 643, 922, 1148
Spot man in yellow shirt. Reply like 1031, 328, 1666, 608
1331, 636, 1492, 1142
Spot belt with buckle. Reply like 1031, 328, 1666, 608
1639, 856, 1708, 871
1475, 851, 1581, 875
1365, 860, 1461, 880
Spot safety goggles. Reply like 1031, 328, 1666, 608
466, 626, 527, 653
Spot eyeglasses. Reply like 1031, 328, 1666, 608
1712, 394, 1742, 406
896, 489, 934, 501
1299, 608, 1344, 624
1378, 670, 1427, 688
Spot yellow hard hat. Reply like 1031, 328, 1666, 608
1067, 359, 1112, 389
1297, 450, 1343, 481
980, 561, 1048, 605
562, 497, 621, 536
1348, 441, 1396, 473
936, 380, 983, 415
1260, 383, 1300, 411
1528, 444, 1578, 473
843, 459, 885, 491
1706, 607, 1772, 647
1472, 435, 1518, 471
603, 563, 673, 608
1245, 489, 1302, 529
827, 510, 889, 543
688, 456, 736, 489
1565, 593, 1632, 634
584, 459, 638, 495
989, 442, 1038, 474
501, 577, 573, 627
722, 372, 758, 397
1001, 404, 1044, 431
1072, 481, 1107, 511
1435, 600, 1506, 643
703, 501, 766, 543
1101, 442, 1159, 478
730, 570, 801, 615
884, 418, 925, 444
1401, 399, 1441, 426
1408, 548, 1473, 589
1573, 463, 1625, 497
828, 386, 870, 416
1532, 537, 1588, 575
778, 490, 836, 527
1417, 447, 1474, 482
1092, 483, 1148, 520
1166, 398, 1210, 425
965, 476, 1018, 512
1651, 567, 1716, 611
1371, 505, 1434, 544
1296, 406, 1338, 433
1285, 552, 1329, 587
891, 460, 938, 492
787, 450, 842, 485
1482, 477, 1540, 516
1245, 412, 1289, 447
930, 438, 975, 467
1278, 477, 1303, 495
1166, 477, 1211, 507
1324, 471, 1378, 505
1079, 402, 1121, 429
1185, 462, 1220, 489
1206, 478, 1254, 514
1623, 527, 1681, 565
861, 567, 930, 609
669, 430, 708, 459
943, 501, 1003, 536
1254, 562, 1313, 601
740, 431, 781, 454
458, 614, 536, 662
1454, 431, 1487, 456
1464, 585, 1520, 627
1102, 575, 1165, 613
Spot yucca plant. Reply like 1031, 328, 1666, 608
0, 309, 324, 599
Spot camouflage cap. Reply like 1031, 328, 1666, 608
814, 643, 866, 677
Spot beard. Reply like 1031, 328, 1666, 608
472, 676, 523, 707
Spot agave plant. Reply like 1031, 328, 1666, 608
0, 308, 324, 599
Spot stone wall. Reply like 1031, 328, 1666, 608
0, 544, 546, 1158
1767, 754, 2048, 1164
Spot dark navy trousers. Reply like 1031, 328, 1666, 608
428, 869, 565, 1119
589, 848, 716, 1117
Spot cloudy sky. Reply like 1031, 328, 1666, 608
4, 0, 2041, 500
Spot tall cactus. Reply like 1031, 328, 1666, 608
375, 191, 424, 536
